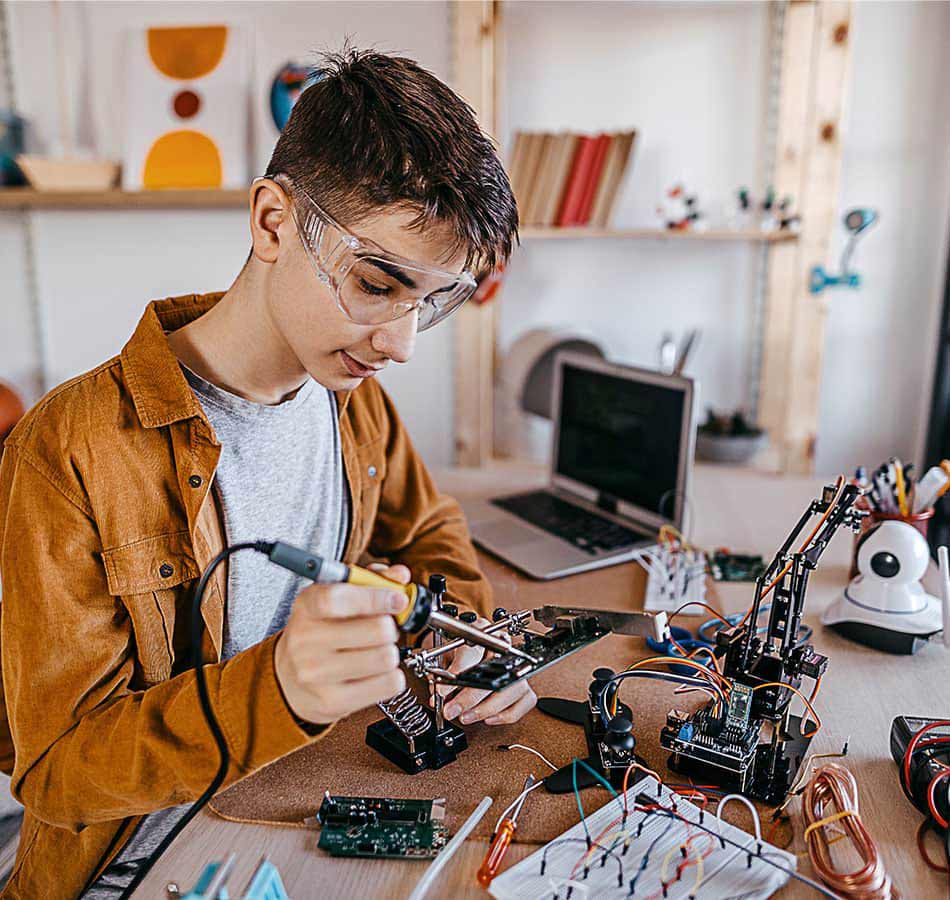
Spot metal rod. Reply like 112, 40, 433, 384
427, 609, 537, 662
417, 616, 522, 664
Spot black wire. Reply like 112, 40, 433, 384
118, 541, 267, 899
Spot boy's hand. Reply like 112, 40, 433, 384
274, 563, 411, 725
435, 619, 537, 726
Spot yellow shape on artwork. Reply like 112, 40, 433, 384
148, 25, 228, 80
143, 130, 222, 189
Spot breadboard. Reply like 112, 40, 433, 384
489, 776, 795, 900
637, 545, 708, 613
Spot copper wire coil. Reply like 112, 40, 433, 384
802, 763, 895, 899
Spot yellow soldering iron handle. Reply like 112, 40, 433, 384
344, 565, 423, 629
262, 542, 431, 632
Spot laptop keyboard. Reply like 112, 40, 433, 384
491, 490, 645, 555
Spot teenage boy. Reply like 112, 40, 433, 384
0, 48, 529, 898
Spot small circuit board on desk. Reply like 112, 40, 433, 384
315, 793, 448, 859
448, 613, 612, 691
710, 550, 766, 582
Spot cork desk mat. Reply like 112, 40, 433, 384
210, 558, 742, 845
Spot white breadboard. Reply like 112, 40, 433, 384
636, 545, 707, 613
489, 777, 796, 900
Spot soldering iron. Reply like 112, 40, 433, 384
119, 538, 532, 899
262, 540, 535, 661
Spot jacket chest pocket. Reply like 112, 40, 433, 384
101, 531, 199, 687
353, 437, 386, 555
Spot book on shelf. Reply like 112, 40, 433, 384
507, 128, 637, 230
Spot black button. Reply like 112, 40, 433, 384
459, 611, 478, 624
159, 563, 174, 578
188, 475, 203, 488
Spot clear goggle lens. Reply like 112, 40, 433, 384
338, 255, 475, 331
295, 197, 476, 332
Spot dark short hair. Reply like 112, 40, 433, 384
266, 47, 518, 272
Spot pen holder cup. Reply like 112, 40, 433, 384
848, 506, 933, 579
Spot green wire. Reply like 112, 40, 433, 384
571, 759, 591, 843
571, 757, 630, 847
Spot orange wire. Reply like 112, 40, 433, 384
752, 681, 822, 737
610, 656, 730, 716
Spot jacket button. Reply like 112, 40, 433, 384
188, 475, 203, 488
367, 465, 377, 478
159, 563, 174, 578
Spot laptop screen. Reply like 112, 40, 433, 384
555, 361, 688, 521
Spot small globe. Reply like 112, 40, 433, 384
270, 63, 325, 131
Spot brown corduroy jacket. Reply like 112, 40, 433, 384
0, 293, 491, 898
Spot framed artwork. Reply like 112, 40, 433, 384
123, 24, 249, 190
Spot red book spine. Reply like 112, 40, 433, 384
575, 134, 611, 225
555, 136, 596, 227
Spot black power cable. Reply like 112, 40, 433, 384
118, 540, 271, 899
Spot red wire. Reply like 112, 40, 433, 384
902, 721, 950, 796
916, 819, 950, 874
926, 769, 950, 828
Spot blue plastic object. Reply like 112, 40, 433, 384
244, 860, 289, 900
183, 862, 230, 899
809, 265, 861, 294
646, 626, 715, 676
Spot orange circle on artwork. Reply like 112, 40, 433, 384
173, 90, 201, 119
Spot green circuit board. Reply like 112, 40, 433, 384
316, 794, 448, 859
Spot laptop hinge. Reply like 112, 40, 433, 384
596, 492, 619, 515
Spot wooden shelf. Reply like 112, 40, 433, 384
520, 226, 798, 242
0, 188, 248, 210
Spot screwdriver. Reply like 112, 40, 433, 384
262, 541, 536, 662
477, 775, 536, 886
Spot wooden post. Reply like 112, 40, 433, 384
758, 0, 853, 474
451, 0, 499, 466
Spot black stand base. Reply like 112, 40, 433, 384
365, 718, 467, 775
537, 696, 643, 794
666, 714, 814, 804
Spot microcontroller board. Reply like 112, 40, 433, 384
446, 613, 611, 691
315, 793, 448, 859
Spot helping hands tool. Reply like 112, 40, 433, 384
477, 775, 536, 886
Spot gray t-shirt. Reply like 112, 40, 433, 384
86, 365, 348, 897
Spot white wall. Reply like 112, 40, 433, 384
0, 1, 456, 462
1, 1, 949, 474
817, 0, 950, 473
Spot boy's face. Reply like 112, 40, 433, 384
259, 184, 469, 392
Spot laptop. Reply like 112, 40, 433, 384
463, 352, 696, 579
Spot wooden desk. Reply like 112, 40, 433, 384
135, 464, 949, 898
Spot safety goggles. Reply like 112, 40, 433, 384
272, 175, 478, 332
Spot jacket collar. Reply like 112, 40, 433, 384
121, 294, 223, 429
121, 292, 354, 428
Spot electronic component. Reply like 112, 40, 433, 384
447, 611, 611, 691
890, 715, 950, 826
315, 793, 448, 859
710, 550, 766, 582
658, 481, 865, 803
537, 668, 640, 792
